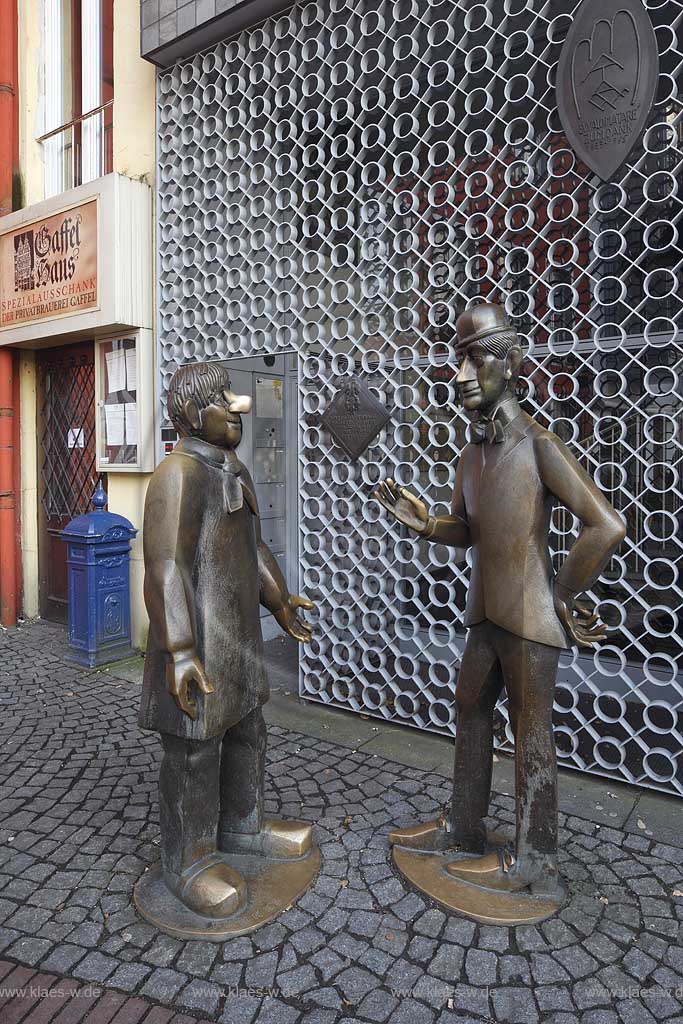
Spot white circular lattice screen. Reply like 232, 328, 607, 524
157, 0, 683, 794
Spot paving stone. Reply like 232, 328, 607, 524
289, 925, 326, 954
553, 945, 599, 979
414, 909, 445, 938
385, 958, 422, 992
222, 936, 253, 961
277, 964, 318, 997
465, 947, 497, 986
245, 951, 279, 989
407, 935, 437, 962
356, 989, 399, 1022
218, 995, 262, 1024
446, 983, 490, 1017
141, 967, 187, 1001
176, 979, 222, 1014
491, 986, 540, 1023
176, 942, 218, 977
336, 966, 380, 1001
615, 999, 657, 1024
478, 925, 509, 952
347, 910, 382, 938
386, 998, 435, 1024
429, 942, 465, 981
252, 998, 300, 1024
107, 962, 152, 992
142, 935, 183, 967
4, 936, 53, 965
442, 918, 476, 945
622, 947, 657, 981
499, 953, 531, 985
310, 948, 346, 983
70, 951, 119, 983
531, 952, 571, 985
309, 986, 343, 1010
536, 985, 575, 1012
573, 978, 612, 1010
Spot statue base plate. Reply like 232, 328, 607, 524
134, 844, 321, 941
392, 846, 565, 926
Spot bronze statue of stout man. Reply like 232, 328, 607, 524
376, 304, 626, 908
136, 362, 317, 936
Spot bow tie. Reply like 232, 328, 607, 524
470, 418, 506, 444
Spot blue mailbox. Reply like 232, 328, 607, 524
61, 482, 138, 667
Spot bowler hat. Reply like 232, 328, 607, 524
455, 303, 515, 352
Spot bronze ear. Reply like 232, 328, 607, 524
506, 346, 523, 380
183, 398, 202, 432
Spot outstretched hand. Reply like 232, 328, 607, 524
166, 652, 214, 720
554, 594, 607, 650
275, 594, 315, 644
373, 478, 430, 533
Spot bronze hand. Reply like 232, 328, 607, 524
373, 477, 430, 533
165, 652, 214, 720
553, 593, 607, 650
274, 594, 315, 644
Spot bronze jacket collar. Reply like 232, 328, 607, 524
174, 437, 257, 514
175, 436, 242, 474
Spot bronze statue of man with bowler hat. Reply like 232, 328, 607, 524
375, 303, 626, 924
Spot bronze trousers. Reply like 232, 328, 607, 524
451, 620, 561, 872
159, 707, 266, 880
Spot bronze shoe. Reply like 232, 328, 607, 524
446, 849, 520, 890
171, 854, 246, 918
446, 849, 566, 899
389, 817, 487, 854
219, 818, 312, 860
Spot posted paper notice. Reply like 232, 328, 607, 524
106, 349, 126, 393
124, 403, 138, 446
104, 404, 125, 446
125, 349, 137, 392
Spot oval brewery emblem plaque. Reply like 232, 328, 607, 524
556, 0, 659, 180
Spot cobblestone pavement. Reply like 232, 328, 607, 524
0, 959, 213, 1023
2, 622, 683, 1024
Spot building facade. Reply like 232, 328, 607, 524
142, 0, 683, 797
1, 0, 156, 647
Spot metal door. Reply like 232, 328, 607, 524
37, 343, 98, 622
223, 358, 294, 641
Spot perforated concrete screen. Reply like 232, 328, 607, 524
157, 0, 683, 794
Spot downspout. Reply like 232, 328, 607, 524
0, 0, 18, 627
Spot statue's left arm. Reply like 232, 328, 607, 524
536, 433, 626, 596
536, 433, 626, 648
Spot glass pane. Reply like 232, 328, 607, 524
98, 338, 139, 467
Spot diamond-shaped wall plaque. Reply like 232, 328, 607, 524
321, 376, 392, 461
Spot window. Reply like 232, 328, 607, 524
41, 0, 114, 197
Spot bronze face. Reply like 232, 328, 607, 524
455, 342, 512, 414
189, 386, 252, 450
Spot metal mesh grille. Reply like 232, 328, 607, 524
156, 0, 683, 794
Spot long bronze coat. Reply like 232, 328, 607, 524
429, 399, 625, 649
139, 436, 269, 740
